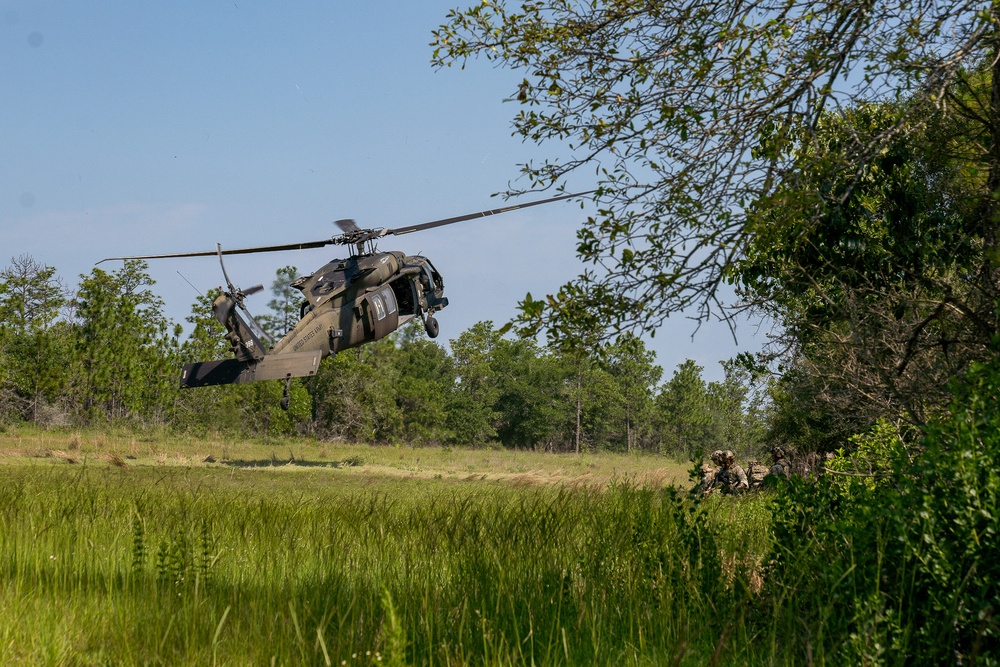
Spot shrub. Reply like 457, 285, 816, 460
762, 361, 1000, 664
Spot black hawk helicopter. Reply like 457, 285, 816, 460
99, 191, 589, 409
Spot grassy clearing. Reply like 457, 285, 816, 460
0, 430, 772, 665
0, 425, 693, 488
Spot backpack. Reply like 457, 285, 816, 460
747, 461, 769, 489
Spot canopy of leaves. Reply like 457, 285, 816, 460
737, 90, 1000, 435
433, 0, 996, 342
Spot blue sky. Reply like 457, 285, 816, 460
1, 1, 762, 381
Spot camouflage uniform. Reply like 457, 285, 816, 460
699, 451, 725, 495
696, 464, 716, 495
767, 445, 792, 479
714, 450, 748, 494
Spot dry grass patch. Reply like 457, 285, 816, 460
0, 427, 695, 491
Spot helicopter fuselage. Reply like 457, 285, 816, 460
181, 251, 448, 389
107, 190, 590, 396
271, 250, 447, 357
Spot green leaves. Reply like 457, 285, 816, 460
432, 0, 997, 357
258, 265, 300, 339
767, 360, 1000, 662
739, 95, 999, 435
74, 261, 177, 422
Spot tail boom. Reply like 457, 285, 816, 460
180, 351, 322, 388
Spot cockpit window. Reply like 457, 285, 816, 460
381, 287, 397, 314
371, 294, 387, 321
424, 259, 443, 288
422, 266, 438, 290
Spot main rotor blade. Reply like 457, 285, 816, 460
96, 190, 595, 264
97, 239, 333, 264
335, 218, 359, 234
387, 190, 594, 237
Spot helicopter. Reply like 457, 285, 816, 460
99, 191, 590, 409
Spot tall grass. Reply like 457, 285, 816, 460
0, 463, 772, 665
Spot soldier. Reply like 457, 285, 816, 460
699, 451, 725, 495
768, 445, 792, 479
714, 450, 749, 494
696, 462, 716, 495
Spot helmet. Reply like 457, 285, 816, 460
710, 450, 724, 464
771, 445, 787, 459
699, 464, 713, 474
723, 450, 736, 464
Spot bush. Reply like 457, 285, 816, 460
761, 361, 1000, 664
898, 362, 1000, 661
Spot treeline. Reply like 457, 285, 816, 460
0, 256, 765, 454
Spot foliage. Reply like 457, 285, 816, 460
492, 336, 571, 449
899, 361, 1000, 660
654, 359, 766, 459
70, 261, 178, 423
449, 325, 665, 451
707, 360, 768, 459
432, 0, 995, 346
738, 99, 1000, 437
448, 321, 503, 446
655, 360, 714, 458
173, 290, 249, 433
763, 361, 1000, 663
256, 265, 299, 339
761, 362, 856, 454
309, 338, 403, 443
0, 254, 64, 333
825, 418, 907, 494
0, 259, 765, 449
602, 332, 662, 452
0, 255, 69, 423
393, 323, 457, 445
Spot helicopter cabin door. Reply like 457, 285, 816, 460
362, 286, 399, 341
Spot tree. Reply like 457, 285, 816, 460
654, 360, 715, 458
258, 266, 300, 339
175, 289, 250, 433
448, 321, 503, 446
604, 333, 662, 452
71, 261, 177, 422
532, 297, 609, 453
737, 96, 999, 438
0, 255, 65, 333
574, 362, 623, 451
310, 337, 403, 443
0, 255, 69, 423
170, 285, 313, 435
394, 323, 456, 445
492, 337, 571, 449
706, 360, 766, 458
433, 1, 999, 345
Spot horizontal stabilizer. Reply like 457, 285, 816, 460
180, 351, 322, 388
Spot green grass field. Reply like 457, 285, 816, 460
0, 428, 773, 666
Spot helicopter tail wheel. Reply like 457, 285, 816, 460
424, 315, 440, 338
279, 377, 291, 411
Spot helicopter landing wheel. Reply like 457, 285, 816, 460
424, 315, 440, 338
